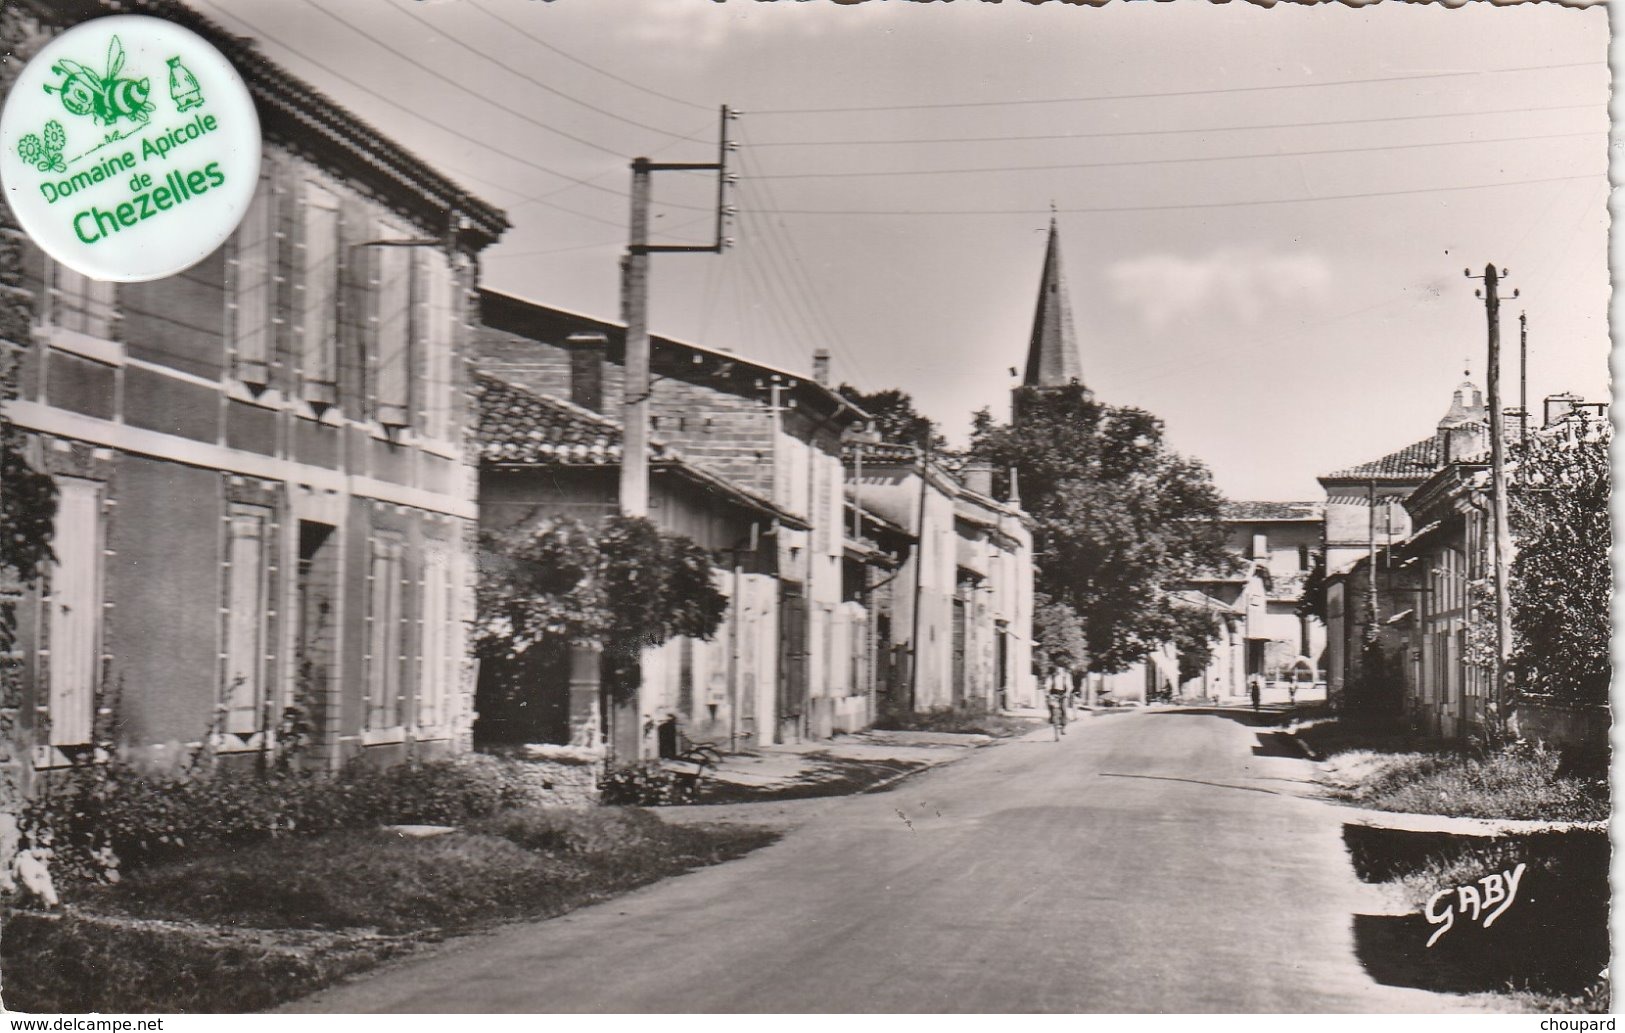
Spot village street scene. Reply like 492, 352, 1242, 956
0, 0, 1611, 1018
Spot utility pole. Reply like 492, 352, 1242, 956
1467, 263, 1517, 741
1519, 311, 1529, 450
619, 105, 738, 517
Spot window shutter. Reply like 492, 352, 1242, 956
223, 506, 269, 735
231, 175, 275, 386
367, 537, 404, 729
375, 236, 412, 427
275, 164, 300, 392
301, 183, 340, 406
47, 479, 102, 746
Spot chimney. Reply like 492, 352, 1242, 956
564, 332, 607, 413
961, 460, 994, 497
812, 348, 831, 386
1544, 391, 1582, 428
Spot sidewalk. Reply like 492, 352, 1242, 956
658, 728, 996, 826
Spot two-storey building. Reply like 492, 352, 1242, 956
1, 0, 506, 787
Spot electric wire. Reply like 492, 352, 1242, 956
471, 1, 712, 113
741, 102, 1605, 149
748, 61, 1601, 114
382, 0, 701, 139
737, 172, 1604, 217
744, 130, 1600, 181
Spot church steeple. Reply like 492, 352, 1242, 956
1022, 215, 1084, 389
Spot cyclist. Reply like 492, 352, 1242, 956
1046, 684, 1069, 740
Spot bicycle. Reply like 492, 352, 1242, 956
1046, 697, 1067, 740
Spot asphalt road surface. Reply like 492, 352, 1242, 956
287, 707, 1480, 1013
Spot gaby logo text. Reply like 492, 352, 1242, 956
1423, 861, 1527, 948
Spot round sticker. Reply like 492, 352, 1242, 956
1, 15, 261, 283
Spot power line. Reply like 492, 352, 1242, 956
748, 61, 1600, 115
381, 0, 699, 140
471, 1, 712, 113
745, 130, 1599, 181
190, 0, 636, 225
742, 102, 1604, 149
738, 172, 1604, 217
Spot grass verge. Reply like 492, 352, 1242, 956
4, 808, 776, 1013
1326, 745, 1607, 822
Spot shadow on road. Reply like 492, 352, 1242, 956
1148, 706, 1297, 728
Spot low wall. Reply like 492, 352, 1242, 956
476, 745, 603, 809
1508, 699, 1610, 757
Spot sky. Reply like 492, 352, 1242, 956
189, 0, 1610, 501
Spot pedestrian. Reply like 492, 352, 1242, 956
1248, 672, 1262, 712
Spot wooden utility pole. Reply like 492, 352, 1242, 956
619, 105, 737, 518
1468, 263, 1516, 739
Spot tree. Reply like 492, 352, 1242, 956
1169, 602, 1223, 686
971, 385, 1230, 673
1507, 423, 1609, 706
1032, 593, 1087, 682
837, 383, 946, 451
1295, 549, 1326, 625
475, 515, 728, 705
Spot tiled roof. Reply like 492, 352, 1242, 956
476, 373, 808, 529
1322, 435, 1439, 482
1222, 501, 1323, 521
43, 0, 510, 245
477, 373, 648, 466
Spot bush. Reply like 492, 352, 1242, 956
598, 762, 693, 806
468, 805, 665, 856
20, 757, 539, 884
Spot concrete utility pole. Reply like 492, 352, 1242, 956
619, 105, 738, 517
1467, 263, 1517, 740
1519, 311, 1529, 450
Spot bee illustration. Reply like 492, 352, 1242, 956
44, 36, 154, 128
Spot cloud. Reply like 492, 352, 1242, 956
1106, 248, 1332, 332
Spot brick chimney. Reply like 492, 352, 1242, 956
812, 348, 831, 386
564, 332, 607, 413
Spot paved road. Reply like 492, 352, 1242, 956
287, 708, 1480, 1013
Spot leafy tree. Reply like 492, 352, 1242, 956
837, 383, 946, 451
1170, 602, 1223, 686
475, 515, 728, 704
1032, 593, 1087, 681
1507, 423, 1609, 706
1295, 549, 1326, 624
971, 385, 1230, 673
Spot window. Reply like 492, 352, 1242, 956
47, 479, 103, 747
365, 535, 405, 730
230, 175, 275, 386
1298, 544, 1311, 571
301, 183, 340, 406
375, 235, 412, 427
222, 505, 271, 736
1251, 532, 1268, 560
417, 545, 451, 729
47, 262, 115, 340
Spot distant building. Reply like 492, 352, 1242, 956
845, 442, 1037, 716
1318, 381, 1487, 706
1219, 501, 1326, 681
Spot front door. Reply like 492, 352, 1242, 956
778, 582, 808, 744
